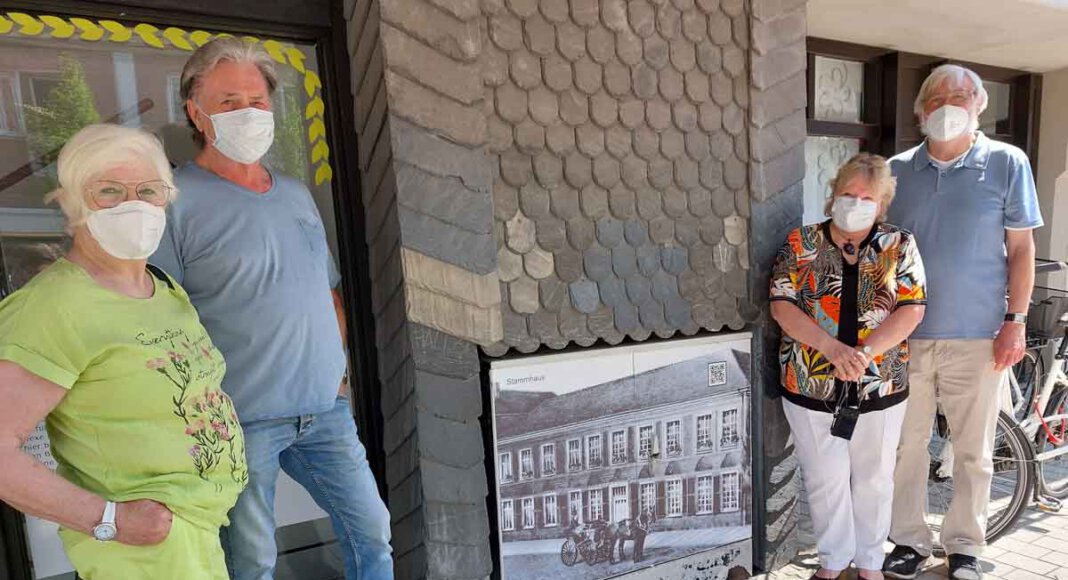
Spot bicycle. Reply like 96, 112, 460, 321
925, 259, 1068, 544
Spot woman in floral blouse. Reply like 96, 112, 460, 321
770, 153, 927, 580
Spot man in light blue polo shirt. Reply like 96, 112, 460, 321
882, 65, 1042, 580
150, 38, 393, 580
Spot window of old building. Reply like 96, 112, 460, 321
499, 452, 513, 483
721, 472, 741, 512
522, 497, 535, 529
610, 430, 627, 465
696, 475, 715, 514
543, 494, 558, 527
666, 419, 683, 457
721, 408, 741, 449
588, 488, 605, 522
567, 439, 583, 472
519, 448, 534, 480
501, 499, 515, 531
569, 490, 584, 525
696, 413, 715, 452
611, 485, 630, 523
587, 434, 603, 469
640, 482, 657, 516
666, 479, 683, 517
638, 424, 655, 460
541, 443, 556, 476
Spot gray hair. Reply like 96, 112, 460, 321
179, 37, 278, 144
913, 64, 989, 119
47, 124, 176, 227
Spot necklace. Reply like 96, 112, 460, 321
843, 240, 856, 256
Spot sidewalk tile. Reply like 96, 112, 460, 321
1040, 549, 1068, 568
993, 551, 1058, 575
1003, 570, 1052, 580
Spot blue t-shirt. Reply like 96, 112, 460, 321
151, 163, 345, 423
888, 133, 1043, 340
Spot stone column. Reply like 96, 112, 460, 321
747, 0, 807, 570
345, 0, 501, 577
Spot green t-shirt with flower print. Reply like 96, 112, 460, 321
0, 258, 246, 530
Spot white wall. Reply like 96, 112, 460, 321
1036, 67, 1068, 286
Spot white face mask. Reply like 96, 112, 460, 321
923, 105, 971, 142
86, 201, 167, 260
831, 196, 878, 233
202, 106, 275, 164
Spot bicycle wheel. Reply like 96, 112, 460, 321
927, 411, 1034, 544
1037, 385, 1068, 499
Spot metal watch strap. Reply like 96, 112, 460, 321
1004, 312, 1027, 324
102, 500, 116, 526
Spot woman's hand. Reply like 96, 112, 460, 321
823, 340, 868, 382
115, 499, 173, 545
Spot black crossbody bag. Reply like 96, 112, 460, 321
830, 380, 860, 440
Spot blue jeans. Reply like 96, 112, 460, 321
221, 396, 393, 580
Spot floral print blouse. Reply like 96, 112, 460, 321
770, 221, 927, 411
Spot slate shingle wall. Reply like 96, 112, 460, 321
481, 0, 759, 356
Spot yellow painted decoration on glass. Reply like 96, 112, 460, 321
0, 11, 334, 185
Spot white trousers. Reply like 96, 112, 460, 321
784, 398, 908, 570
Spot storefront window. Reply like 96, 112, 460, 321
0, 12, 343, 580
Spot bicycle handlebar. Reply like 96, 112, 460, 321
1036, 260, 1068, 275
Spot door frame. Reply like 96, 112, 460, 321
0, 1, 382, 577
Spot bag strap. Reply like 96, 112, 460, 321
145, 264, 175, 290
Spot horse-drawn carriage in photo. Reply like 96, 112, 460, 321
559, 515, 649, 567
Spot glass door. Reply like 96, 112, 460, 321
0, 9, 346, 580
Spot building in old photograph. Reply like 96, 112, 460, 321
495, 348, 752, 546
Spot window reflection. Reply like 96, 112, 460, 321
0, 24, 343, 580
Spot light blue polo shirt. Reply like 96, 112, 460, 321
151, 163, 346, 423
888, 132, 1043, 340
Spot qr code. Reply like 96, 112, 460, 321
708, 362, 727, 387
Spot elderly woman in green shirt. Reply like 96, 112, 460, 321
0, 124, 246, 579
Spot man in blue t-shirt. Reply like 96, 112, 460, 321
882, 65, 1043, 580
151, 38, 393, 580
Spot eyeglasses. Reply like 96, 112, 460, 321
87, 180, 172, 208
925, 90, 976, 109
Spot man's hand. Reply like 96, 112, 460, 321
114, 499, 172, 546
993, 321, 1027, 372
822, 340, 867, 382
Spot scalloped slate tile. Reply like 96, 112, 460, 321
596, 217, 624, 248
583, 244, 612, 281
625, 273, 652, 303
569, 279, 600, 313
611, 244, 638, 277
661, 246, 689, 274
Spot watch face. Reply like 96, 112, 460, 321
93, 523, 117, 541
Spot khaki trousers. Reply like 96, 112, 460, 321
889, 339, 1005, 558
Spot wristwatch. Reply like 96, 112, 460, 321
92, 501, 117, 542
1004, 313, 1027, 325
